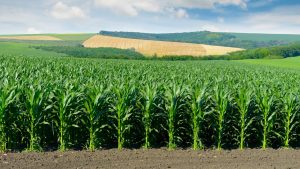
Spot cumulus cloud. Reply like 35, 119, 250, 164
175, 9, 189, 19
94, 0, 161, 16
170, 0, 247, 9
51, 1, 86, 19
166, 8, 189, 19
27, 27, 41, 34
94, 0, 248, 17
245, 5, 300, 30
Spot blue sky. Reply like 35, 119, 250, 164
1, 0, 300, 34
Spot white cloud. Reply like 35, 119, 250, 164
51, 1, 86, 19
162, 0, 248, 9
166, 8, 189, 19
94, 0, 161, 16
216, 0, 247, 9
94, 0, 248, 17
247, 6, 300, 25
243, 5, 300, 33
201, 24, 220, 32
175, 9, 189, 19
27, 27, 41, 34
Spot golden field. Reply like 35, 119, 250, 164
83, 35, 243, 57
0, 36, 62, 41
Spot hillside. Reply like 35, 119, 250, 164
83, 35, 242, 57
100, 31, 300, 49
0, 35, 62, 41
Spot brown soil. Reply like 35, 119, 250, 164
0, 148, 299, 169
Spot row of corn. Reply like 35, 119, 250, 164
0, 55, 299, 151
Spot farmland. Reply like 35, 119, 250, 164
238, 56, 300, 70
1, 54, 300, 152
0, 34, 300, 168
0, 35, 62, 41
83, 35, 243, 57
3, 0, 300, 167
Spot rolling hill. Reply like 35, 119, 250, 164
83, 35, 242, 57
100, 31, 300, 49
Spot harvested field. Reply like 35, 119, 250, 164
1, 149, 299, 169
82, 35, 243, 57
0, 36, 62, 41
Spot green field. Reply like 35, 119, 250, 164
0, 42, 66, 57
0, 33, 94, 47
0, 33, 94, 42
238, 56, 300, 70
0, 51, 300, 151
0, 34, 95, 57
231, 33, 300, 42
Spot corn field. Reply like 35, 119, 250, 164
0, 55, 299, 152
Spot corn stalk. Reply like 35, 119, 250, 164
281, 91, 299, 147
25, 85, 49, 151
213, 83, 230, 150
140, 84, 157, 149
257, 87, 275, 149
165, 84, 184, 150
83, 85, 109, 151
235, 86, 253, 150
190, 85, 207, 150
0, 83, 17, 152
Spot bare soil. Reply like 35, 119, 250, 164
0, 148, 299, 169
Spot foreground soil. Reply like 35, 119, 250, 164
0, 148, 299, 169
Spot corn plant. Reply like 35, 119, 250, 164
235, 86, 254, 150
24, 85, 49, 151
280, 91, 299, 147
165, 83, 185, 150
213, 83, 230, 150
257, 87, 275, 149
112, 84, 136, 150
190, 84, 207, 150
0, 82, 17, 152
83, 85, 110, 151
140, 84, 157, 149
54, 84, 82, 151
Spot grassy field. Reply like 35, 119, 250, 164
0, 35, 61, 41
0, 33, 94, 42
231, 33, 300, 42
0, 33, 94, 47
238, 56, 300, 70
0, 42, 66, 57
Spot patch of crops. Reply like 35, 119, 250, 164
0, 55, 300, 152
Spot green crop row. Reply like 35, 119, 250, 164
0, 55, 299, 152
